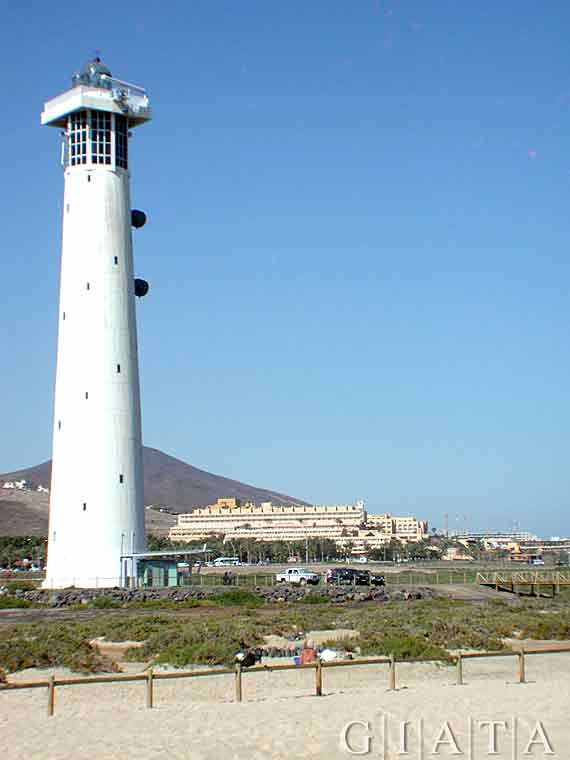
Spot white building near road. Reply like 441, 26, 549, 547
2, 480, 30, 490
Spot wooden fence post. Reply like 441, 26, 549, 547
315, 659, 323, 696
388, 654, 396, 691
235, 663, 243, 702
146, 668, 154, 708
517, 648, 526, 684
456, 653, 464, 685
47, 675, 55, 717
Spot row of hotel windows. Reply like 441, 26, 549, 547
215, 508, 359, 513
171, 526, 364, 535
68, 111, 128, 168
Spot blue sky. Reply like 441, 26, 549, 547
1, 1, 569, 536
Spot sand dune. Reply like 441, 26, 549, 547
1, 652, 568, 759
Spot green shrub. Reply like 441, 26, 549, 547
209, 590, 263, 607
90, 596, 122, 609
320, 636, 357, 651
126, 617, 265, 667
519, 617, 570, 640
0, 624, 115, 674
4, 581, 37, 593
83, 615, 178, 642
150, 641, 236, 667
429, 619, 503, 651
301, 595, 330, 605
0, 595, 33, 609
357, 632, 450, 661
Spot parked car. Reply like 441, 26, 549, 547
369, 572, 386, 587
275, 567, 320, 585
326, 567, 368, 586
326, 568, 385, 586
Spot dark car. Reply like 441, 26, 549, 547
326, 567, 386, 587
369, 572, 386, 587
326, 568, 365, 586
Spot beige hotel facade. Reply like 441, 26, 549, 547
168, 498, 427, 554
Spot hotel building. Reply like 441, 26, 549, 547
168, 498, 427, 553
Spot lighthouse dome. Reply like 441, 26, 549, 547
72, 57, 113, 89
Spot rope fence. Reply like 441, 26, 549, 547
2, 645, 570, 717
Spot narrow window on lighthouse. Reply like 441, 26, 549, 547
58, 420, 61, 430
114, 256, 118, 265
83, 503, 87, 511
117, 364, 121, 373
86, 282, 90, 290
115, 115, 128, 169
85, 392, 89, 399
119, 474, 124, 484
91, 112, 112, 165
69, 111, 87, 166
62, 312, 66, 320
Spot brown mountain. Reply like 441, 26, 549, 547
0, 446, 308, 536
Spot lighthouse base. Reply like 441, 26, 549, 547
42, 574, 127, 590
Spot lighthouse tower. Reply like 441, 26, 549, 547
41, 59, 151, 588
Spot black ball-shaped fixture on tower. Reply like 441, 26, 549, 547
131, 209, 147, 228
134, 278, 150, 298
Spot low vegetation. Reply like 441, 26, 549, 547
357, 632, 449, 661
2, 595, 570, 675
0, 596, 35, 610
3, 580, 39, 594
208, 590, 264, 608
0, 623, 117, 674
126, 618, 266, 667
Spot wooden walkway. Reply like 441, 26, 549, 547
477, 571, 570, 597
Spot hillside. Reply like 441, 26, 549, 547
0, 490, 177, 538
0, 446, 308, 536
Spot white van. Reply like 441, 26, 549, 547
213, 557, 241, 567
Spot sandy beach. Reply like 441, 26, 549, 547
1, 651, 568, 759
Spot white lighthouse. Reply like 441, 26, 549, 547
41, 58, 151, 588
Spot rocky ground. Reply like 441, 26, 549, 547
12, 583, 436, 607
